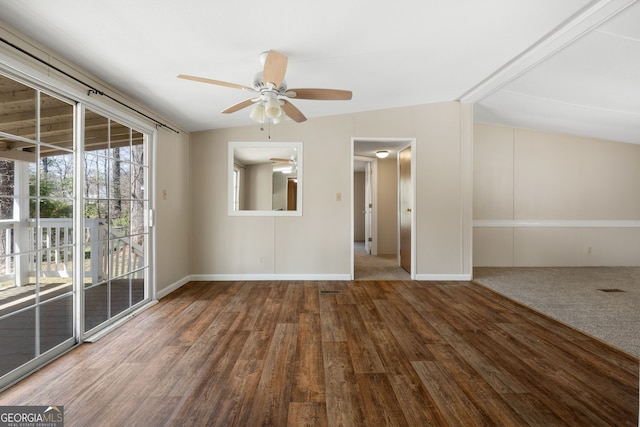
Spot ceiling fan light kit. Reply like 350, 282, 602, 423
264, 96, 283, 119
178, 50, 352, 125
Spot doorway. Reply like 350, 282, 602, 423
352, 138, 414, 280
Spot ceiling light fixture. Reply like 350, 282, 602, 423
264, 97, 282, 119
249, 92, 284, 124
376, 150, 389, 159
249, 103, 265, 122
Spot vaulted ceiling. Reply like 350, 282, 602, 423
1, 0, 638, 145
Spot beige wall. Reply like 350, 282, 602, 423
474, 123, 640, 266
190, 102, 473, 279
155, 129, 191, 294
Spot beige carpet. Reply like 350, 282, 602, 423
473, 267, 640, 358
354, 242, 410, 280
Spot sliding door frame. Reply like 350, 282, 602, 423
0, 50, 157, 391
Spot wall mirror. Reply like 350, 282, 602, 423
229, 141, 303, 216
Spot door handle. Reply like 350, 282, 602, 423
407, 208, 412, 212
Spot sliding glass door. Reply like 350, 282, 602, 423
0, 71, 153, 389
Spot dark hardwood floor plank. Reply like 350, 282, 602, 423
158, 310, 241, 398
279, 281, 306, 323
427, 342, 529, 425
287, 402, 328, 427
387, 373, 450, 426
168, 330, 252, 425
373, 299, 436, 361
319, 294, 347, 343
239, 322, 298, 427
365, 321, 415, 376
457, 328, 607, 426
346, 282, 384, 324
322, 341, 367, 427
356, 373, 408, 427
491, 324, 638, 424
223, 283, 272, 331
412, 360, 487, 426
301, 281, 321, 314
338, 303, 386, 374
421, 310, 531, 394
291, 312, 326, 403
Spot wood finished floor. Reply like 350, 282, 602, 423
0, 280, 637, 426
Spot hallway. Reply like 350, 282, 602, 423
353, 242, 410, 280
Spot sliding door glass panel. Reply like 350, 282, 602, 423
0, 83, 75, 381
84, 283, 108, 331
39, 295, 73, 354
0, 308, 35, 377
0, 152, 36, 378
110, 276, 130, 318
83, 111, 149, 335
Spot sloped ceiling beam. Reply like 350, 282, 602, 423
459, 0, 638, 103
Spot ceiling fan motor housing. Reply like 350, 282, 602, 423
253, 72, 287, 93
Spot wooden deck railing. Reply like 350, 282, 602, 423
0, 218, 144, 286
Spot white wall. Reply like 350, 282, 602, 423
190, 102, 473, 280
473, 123, 640, 266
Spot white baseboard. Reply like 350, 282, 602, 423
190, 273, 352, 281
156, 275, 193, 299
414, 274, 472, 281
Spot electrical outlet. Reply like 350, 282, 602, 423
336, 192, 342, 201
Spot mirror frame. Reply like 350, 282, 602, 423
228, 141, 303, 216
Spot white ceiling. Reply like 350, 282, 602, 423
1, 0, 638, 146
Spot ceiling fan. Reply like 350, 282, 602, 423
270, 156, 296, 166
178, 50, 352, 123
